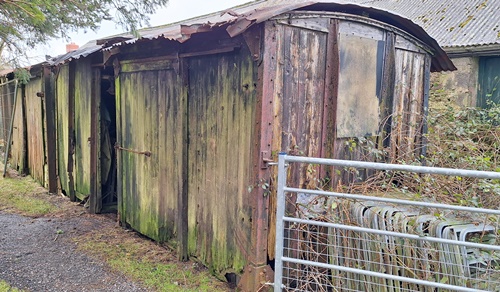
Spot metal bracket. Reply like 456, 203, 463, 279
260, 151, 274, 169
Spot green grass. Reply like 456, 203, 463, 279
75, 230, 230, 292
0, 174, 56, 216
0, 280, 23, 292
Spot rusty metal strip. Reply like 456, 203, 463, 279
114, 143, 152, 157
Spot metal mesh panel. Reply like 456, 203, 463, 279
0, 80, 18, 169
274, 155, 500, 292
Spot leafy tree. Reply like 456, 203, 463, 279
0, 0, 170, 67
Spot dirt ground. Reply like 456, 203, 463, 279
0, 211, 149, 291
0, 166, 232, 292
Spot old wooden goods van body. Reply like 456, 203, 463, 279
1, 1, 455, 290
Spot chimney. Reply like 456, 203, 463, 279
66, 42, 79, 53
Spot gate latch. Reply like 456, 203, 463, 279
260, 151, 274, 169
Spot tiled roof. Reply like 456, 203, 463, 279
357, 0, 500, 48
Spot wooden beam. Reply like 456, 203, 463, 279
89, 67, 102, 214
43, 67, 58, 194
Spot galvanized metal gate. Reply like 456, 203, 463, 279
0, 79, 18, 176
274, 154, 500, 291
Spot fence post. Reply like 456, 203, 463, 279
274, 153, 288, 291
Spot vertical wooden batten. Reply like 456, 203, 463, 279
320, 19, 339, 179
113, 58, 124, 223
67, 61, 77, 202
43, 67, 58, 194
420, 55, 432, 162
379, 32, 396, 151
239, 22, 275, 290
177, 57, 189, 261
89, 68, 102, 214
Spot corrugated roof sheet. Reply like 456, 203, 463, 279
47, 0, 454, 71
48, 40, 103, 65
356, 0, 500, 48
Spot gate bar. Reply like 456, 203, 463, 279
3, 79, 18, 177
285, 187, 500, 215
282, 257, 485, 292
284, 155, 500, 179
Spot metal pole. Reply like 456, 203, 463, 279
274, 153, 287, 291
3, 79, 18, 177
284, 216, 500, 252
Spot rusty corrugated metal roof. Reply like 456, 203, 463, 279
49, 0, 455, 71
356, 0, 500, 49
48, 40, 103, 65
102, 0, 454, 71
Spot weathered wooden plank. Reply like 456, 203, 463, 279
339, 20, 385, 41
9, 85, 26, 173
390, 49, 426, 161
120, 59, 174, 73
271, 23, 329, 286
43, 67, 57, 194
395, 34, 427, 54
406, 53, 424, 155
379, 32, 396, 150
74, 59, 93, 199
320, 19, 339, 159
68, 62, 76, 202
157, 67, 185, 248
420, 55, 432, 160
89, 67, 102, 213
179, 59, 189, 260
24, 77, 45, 185
115, 72, 124, 222
277, 18, 330, 33
391, 49, 408, 160
268, 22, 285, 262
118, 64, 183, 242
187, 49, 257, 278
56, 65, 70, 195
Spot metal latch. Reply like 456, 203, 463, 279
260, 151, 275, 169
114, 143, 152, 157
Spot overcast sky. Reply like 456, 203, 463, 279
29, 0, 251, 63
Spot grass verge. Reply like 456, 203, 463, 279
73, 227, 231, 291
0, 280, 23, 292
0, 173, 56, 216
0, 164, 231, 291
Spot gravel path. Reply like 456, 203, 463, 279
0, 211, 148, 291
